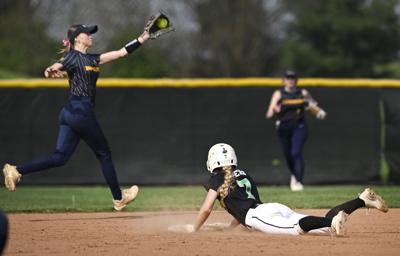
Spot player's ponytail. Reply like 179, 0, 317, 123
59, 26, 77, 56
59, 41, 71, 55
218, 166, 234, 209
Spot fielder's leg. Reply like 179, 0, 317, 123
4, 108, 79, 191
290, 121, 308, 184
16, 124, 79, 174
277, 124, 296, 189
77, 115, 138, 211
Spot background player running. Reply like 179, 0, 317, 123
266, 71, 327, 191
183, 143, 388, 236
2, 24, 150, 211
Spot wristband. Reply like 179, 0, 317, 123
124, 39, 141, 54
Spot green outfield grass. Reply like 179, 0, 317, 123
0, 185, 399, 213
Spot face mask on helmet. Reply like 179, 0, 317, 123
206, 143, 238, 173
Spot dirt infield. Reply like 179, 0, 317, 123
4, 209, 400, 256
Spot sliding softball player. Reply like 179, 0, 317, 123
2, 13, 174, 211
266, 70, 327, 191
183, 143, 388, 236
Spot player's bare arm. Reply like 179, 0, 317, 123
301, 89, 317, 105
99, 11, 174, 65
44, 63, 64, 78
302, 89, 327, 120
266, 90, 282, 118
193, 189, 218, 231
100, 31, 150, 65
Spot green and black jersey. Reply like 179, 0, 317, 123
205, 169, 262, 225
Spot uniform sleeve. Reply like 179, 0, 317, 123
90, 53, 101, 65
206, 174, 223, 192
58, 51, 76, 72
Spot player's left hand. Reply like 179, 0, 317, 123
138, 31, 150, 43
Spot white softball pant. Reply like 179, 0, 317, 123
245, 203, 331, 236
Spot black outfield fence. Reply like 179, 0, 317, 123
0, 79, 398, 185
382, 89, 400, 184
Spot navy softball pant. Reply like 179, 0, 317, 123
277, 120, 308, 183
17, 97, 122, 200
0, 210, 8, 255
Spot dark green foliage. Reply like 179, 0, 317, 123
191, 0, 277, 77
1, 0, 400, 78
0, 0, 58, 77
281, 0, 400, 77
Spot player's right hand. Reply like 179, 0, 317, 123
44, 68, 65, 78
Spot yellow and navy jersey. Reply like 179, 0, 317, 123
205, 169, 262, 226
277, 88, 307, 122
59, 50, 100, 101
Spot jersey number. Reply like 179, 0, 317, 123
236, 178, 256, 200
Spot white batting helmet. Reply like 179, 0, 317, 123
206, 143, 237, 173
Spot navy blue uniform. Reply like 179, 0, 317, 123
0, 210, 8, 255
17, 50, 122, 200
61, 50, 100, 100
206, 169, 262, 225
276, 88, 308, 183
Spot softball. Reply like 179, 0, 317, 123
156, 18, 169, 29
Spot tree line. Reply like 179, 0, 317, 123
1, 0, 399, 78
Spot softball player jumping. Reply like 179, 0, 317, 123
2, 24, 150, 211
184, 143, 388, 236
266, 71, 326, 191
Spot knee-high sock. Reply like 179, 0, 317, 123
325, 198, 365, 218
299, 216, 331, 232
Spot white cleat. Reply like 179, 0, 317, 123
290, 175, 296, 188
331, 210, 348, 237
113, 185, 139, 211
359, 188, 389, 213
3, 164, 22, 192
290, 176, 304, 192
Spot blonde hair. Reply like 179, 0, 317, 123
217, 166, 234, 209
59, 44, 71, 55
59, 26, 78, 55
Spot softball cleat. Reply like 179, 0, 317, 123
113, 185, 139, 211
291, 182, 304, 192
290, 175, 296, 188
331, 210, 348, 237
359, 188, 388, 213
3, 164, 22, 192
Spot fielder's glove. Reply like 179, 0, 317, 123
144, 11, 175, 39
316, 108, 327, 120
306, 102, 327, 120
